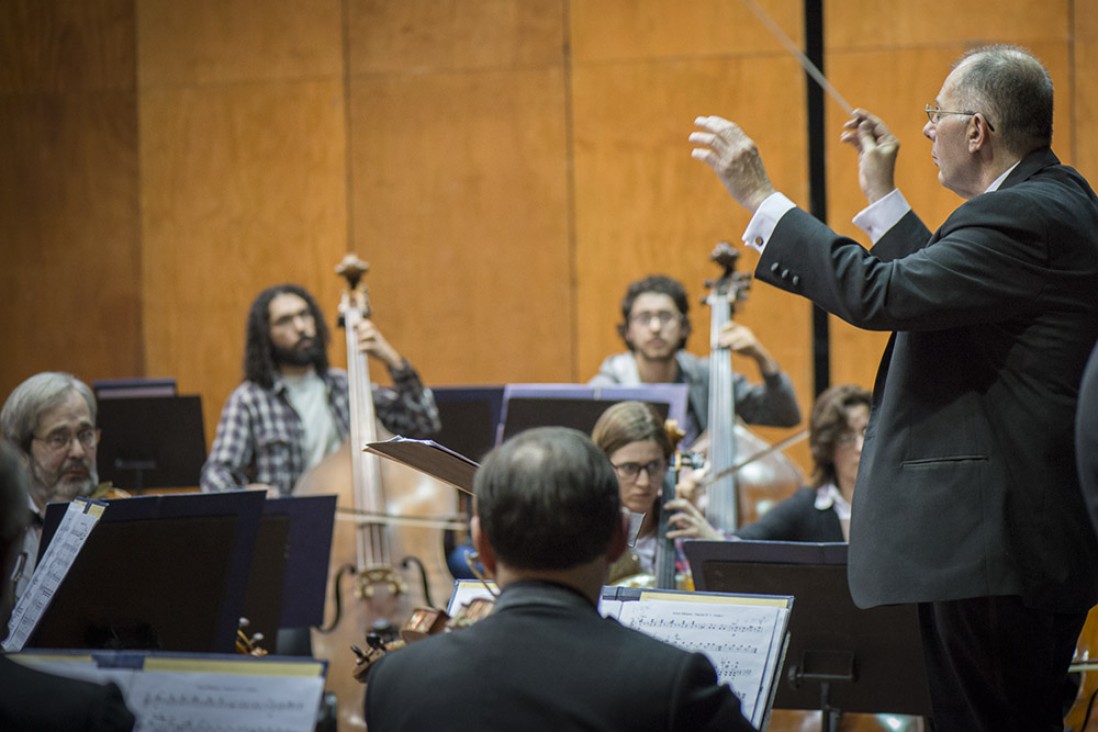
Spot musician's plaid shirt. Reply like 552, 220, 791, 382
200, 362, 440, 495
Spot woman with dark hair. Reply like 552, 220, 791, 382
732, 384, 871, 542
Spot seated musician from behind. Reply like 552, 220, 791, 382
731, 383, 871, 542
364, 426, 756, 732
200, 284, 440, 496
591, 400, 722, 583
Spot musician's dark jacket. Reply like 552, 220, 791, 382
0, 655, 135, 731
733, 487, 844, 542
364, 580, 756, 732
756, 148, 1098, 612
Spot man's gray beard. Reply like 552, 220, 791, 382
31, 460, 99, 504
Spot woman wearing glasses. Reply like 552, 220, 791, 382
732, 383, 871, 542
591, 400, 722, 584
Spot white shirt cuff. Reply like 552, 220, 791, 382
851, 188, 910, 244
742, 192, 797, 253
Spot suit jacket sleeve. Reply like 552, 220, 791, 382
757, 190, 1063, 332
671, 652, 758, 732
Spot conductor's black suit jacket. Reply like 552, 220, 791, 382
757, 148, 1098, 612
364, 581, 756, 732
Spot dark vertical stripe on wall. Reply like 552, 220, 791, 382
804, 0, 830, 397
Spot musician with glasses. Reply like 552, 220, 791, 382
591, 400, 723, 582
691, 44, 1098, 731
0, 371, 102, 600
589, 274, 800, 447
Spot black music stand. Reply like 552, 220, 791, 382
242, 494, 338, 657
685, 540, 932, 731
31, 491, 267, 655
95, 395, 207, 491
498, 384, 688, 445
431, 386, 505, 462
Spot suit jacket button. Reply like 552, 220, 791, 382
791, 275, 800, 287
770, 262, 781, 274
781, 269, 790, 280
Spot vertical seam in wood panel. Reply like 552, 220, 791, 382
563, 0, 579, 381
1069, 0, 1077, 165
133, 0, 147, 376
341, 0, 355, 254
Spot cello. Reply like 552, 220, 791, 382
294, 254, 459, 730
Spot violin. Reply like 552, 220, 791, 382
352, 566, 498, 683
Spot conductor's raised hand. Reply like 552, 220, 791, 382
690, 116, 777, 214
840, 109, 899, 204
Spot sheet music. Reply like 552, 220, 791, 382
128, 671, 325, 731
4, 498, 104, 651
9, 653, 326, 732
604, 595, 788, 726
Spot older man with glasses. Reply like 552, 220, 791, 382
1, 371, 102, 600
691, 44, 1098, 731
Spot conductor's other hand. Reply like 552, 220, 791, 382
690, 116, 776, 213
840, 109, 899, 204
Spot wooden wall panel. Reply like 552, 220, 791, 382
349, 0, 564, 72
1074, 2, 1098, 183
0, 0, 139, 401
349, 70, 571, 384
136, 0, 342, 86
828, 0, 1068, 50
346, 0, 571, 385
137, 0, 347, 444
570, 0, 803, 62
0, 0, 135, 92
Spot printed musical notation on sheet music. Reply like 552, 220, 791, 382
3, 499, 104, 652
614, 599, 784, 721
128, 672, 325, 732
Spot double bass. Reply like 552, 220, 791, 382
295, 254, 459, 730
701, 243, 801, 533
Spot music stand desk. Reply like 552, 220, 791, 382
32, 491, 267, 655
95, 395, 207, 490
685, 540, 932, 726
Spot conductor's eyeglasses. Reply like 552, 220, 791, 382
629, 311, 680, 328
33, 428, 100, 453
611, 459, 666, 482
924, 104, 995, 131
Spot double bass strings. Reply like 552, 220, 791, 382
740, 0, 854, 115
